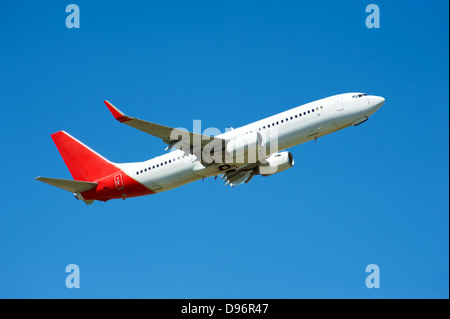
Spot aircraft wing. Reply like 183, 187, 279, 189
104, 101, 225, 154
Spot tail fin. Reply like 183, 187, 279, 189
51, 131, 119, 181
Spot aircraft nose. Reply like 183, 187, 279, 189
373, 96, 385, 107
368, 95, 385, 114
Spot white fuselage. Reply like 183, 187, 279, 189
116, 93, 385, 192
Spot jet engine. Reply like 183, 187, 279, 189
257, 151, 294, 176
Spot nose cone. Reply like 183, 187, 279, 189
367, 95, 385, 115
373, 96, 385, 107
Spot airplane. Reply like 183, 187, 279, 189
36, 93, 385, 204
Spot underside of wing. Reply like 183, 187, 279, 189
220, 163, 258, 187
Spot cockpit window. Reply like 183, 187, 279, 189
353, 93, 369, 98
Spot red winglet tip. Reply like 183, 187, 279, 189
104, 100, 131, 123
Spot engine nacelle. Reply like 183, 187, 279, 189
257, 151, 294, 176
225, 132, 263, 163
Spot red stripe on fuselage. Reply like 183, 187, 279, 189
80, 169, 155, 201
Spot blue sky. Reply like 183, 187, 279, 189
0, 1, 448, 298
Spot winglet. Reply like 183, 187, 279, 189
104, 100, 132, 123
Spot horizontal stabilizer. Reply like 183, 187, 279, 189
35, 177, 98, 193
